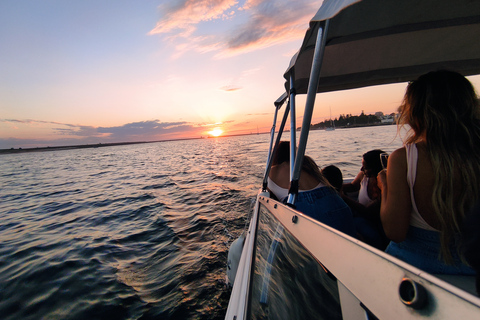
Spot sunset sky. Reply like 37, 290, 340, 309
2, 0, 480, 149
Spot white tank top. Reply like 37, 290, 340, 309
406, 144, 437, 231
267, 177, 289, 201
357, 177, 374, 206
267, 177, 325, 201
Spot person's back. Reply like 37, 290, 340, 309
296, 156, 356, 237
378, 70, 480, 275
268, 141, 356, 237
410, 142, 441, 229
269, 161, 323, 192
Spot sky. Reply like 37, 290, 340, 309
1, 0, 479, 149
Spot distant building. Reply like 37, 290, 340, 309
380, 114, 395, 124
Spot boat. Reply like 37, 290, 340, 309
326, 107, 335, 131
225, 0, 480, 319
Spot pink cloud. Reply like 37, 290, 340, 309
149, 0, 238, 37
150, 0, 318, 57
220, 85, 242, 91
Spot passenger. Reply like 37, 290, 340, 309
342, 149, 385, 212
377, 70, 479, 275
268, 141, 356, 237
342, 150, 389, 250
321, 165, 343, 192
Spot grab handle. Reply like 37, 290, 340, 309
399, 278, 428, 309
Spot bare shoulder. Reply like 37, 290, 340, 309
351, 170, 364, 185
387, 147, 408, 182
269, 164, 290, 188
389, 147, 406, 164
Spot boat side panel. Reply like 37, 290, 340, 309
259, 197, 480, 319
225, 192, 266, 320
248, 202, 343, 319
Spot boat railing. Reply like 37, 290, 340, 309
244, 196, 480, 319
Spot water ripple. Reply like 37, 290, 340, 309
0, 127, 403, 319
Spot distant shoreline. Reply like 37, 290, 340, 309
1, 123, 394, 155
0, 132, 260, 155
0, 138, 205, 155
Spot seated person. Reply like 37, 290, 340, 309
268, 141, 356, 237
342, 149, 389, 250
321, 165, 343, 192
342, 149, 385, 211
377, 70, 477, 275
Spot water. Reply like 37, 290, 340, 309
0, 126, 403, 320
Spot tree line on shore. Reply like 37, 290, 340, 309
310, 111, 396, 129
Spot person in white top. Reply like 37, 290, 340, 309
377, 70, 479, 275
342, 149, 385, 209
267, 141, 356, 237
342, 149, 388, 249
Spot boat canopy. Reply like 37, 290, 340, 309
285, 0, 480, 94
274, 92, 288, 108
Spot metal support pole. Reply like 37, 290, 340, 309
289, 74, 296, 182
287, 20, 330, 206
262, 103, 290, 191
265, 107, 279, 174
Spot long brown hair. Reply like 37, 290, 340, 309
398, 70, 480, 262
272, 141, 331, 187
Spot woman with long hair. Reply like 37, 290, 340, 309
377, 70, 480, 274
268, 141, 356, 237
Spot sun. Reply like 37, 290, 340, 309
209, 128, 223, 137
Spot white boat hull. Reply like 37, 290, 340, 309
225, 195, 480, 319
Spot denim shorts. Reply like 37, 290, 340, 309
385, 226, 475, 275
291, 186, 356, 238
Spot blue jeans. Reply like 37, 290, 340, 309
291, 187, 356, 238
386, 226, 475, 275
354, 216, 389, 250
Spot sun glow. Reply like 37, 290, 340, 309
209, 128, 223, 137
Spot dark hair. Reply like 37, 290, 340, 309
321, 165, 343, 191
272, 141, 290, 165
362, 149, 386, 176
398, 70, 480, 263
271, 141, 329, 185
302, 155, 324, 182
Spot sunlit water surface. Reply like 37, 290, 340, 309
0, 126, 403, 319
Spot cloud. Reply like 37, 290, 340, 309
1, 119, 105, 138
219, 67, 260, 92
53, 125, 105, 137
150, 0, 318, 57
220, 85, 242, 91
2, 119, 77, 127
0, 119, 203, 149
198, 120, 235, 127
224, 1, 316, 54
149, 0, 238, 37
246, 112, 271, 116
97, 120, 195, 140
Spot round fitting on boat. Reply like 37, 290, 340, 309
292, 215, 298, 223
399, 278, 427, 309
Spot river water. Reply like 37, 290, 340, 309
0, 125, 403, 320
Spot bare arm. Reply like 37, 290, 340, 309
341, 194, 380, 221
342, 171, 364, 193
377, 148, 411, 242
